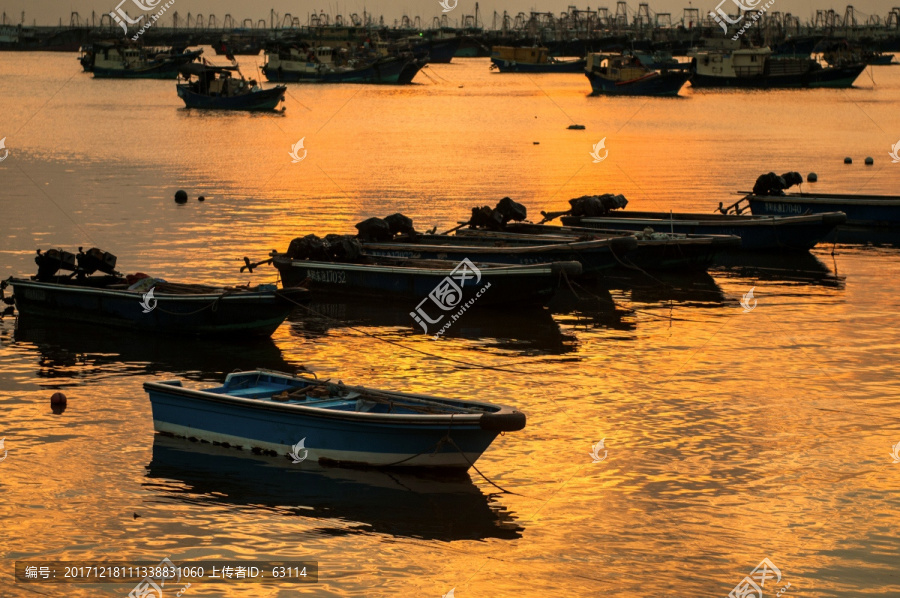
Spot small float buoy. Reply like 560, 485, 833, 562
568, 124, 586, 130
844, 157, 853, 164
807, 172, 818, 182
174, 190, 188, 203
865, 157, 874, 165
533, 141, 540, 145
198, 196, 205, 202
50, 392, 67, 405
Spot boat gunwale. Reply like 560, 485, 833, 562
748, 193, 900, 205
144, 374, 516, 427
272, 255, 563, 276
572, 211, 847, 226
8, 278, 298, 302
361, 237, 629, 254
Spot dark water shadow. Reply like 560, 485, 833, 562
12, 315, 294, 382
710, 250, 845, 290
284, 298, 578, 356
601, 269, 728, 307
146, 434, 524, 542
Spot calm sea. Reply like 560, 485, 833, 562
1, 51, 899, 597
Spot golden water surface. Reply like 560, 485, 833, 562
1, 51, 899, 597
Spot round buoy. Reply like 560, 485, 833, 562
844, 157, 853, 164
50, 392, 67, 405
865, 157, 874, 165
807, 172, 818, 182
174, 190, 188, 203
198, 196, 205, 202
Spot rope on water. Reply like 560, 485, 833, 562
154, 290, 233, 316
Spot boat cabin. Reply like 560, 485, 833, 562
491, 46, 550, 65
586, 53, 650, 80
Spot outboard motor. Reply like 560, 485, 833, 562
76, 247, 118, 275
355, 218, 393, 242
495, 197, 527, 223
383, 213, 416, 237
34, 248, 77, 280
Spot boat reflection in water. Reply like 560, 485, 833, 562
711, 250, 845, 290
12, 316, 294, 382
285, 298, 579, 356
147, 435, 523, 541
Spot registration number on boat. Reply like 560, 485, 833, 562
306, 269, 347, 284
23, 289, 47, 301
763, 202, 804, 215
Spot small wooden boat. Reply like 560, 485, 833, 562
273, 253, 580, 304
741, 192, 900, 228
144, 369, 526, 471
585, 53, 691, 96
360, 235, 638, 276
455, 227, 741, 270
554, 210, 846, 251
177, 63, 286, 111
3, 247, 307, 337
490, 46, 586, 73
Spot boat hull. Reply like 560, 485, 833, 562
689, 63, 866, 88
9, 278, 305, 337
560, 211, 846, 251
273, 257, 570, 304
176, 84, 286, 111
93, 63, 182, 79
145, 371, 524, 471
748, 194, 900, 226
491, 57, 586, 72
361, 237, 637, 276
586, 70, 691, 96
263, 57, 425, 84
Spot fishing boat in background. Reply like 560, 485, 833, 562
1, 247, 306, 337
584, 53, 692, 96
490, 46, 586, 72
144, 369, 527, 471
688, 45, 866, 88
87, 42, 203, 79
177, 62, 286, 111
262, 44, 426, 84
214, 36, 262, 56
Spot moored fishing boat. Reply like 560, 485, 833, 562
272, 252, 580, 304
688, 46, 866, 88
584, 53, 692, 96
555, 209, 846, 250
262, 45, 426, 84
362, 236, 636, 276
90, 43, 203, 79
144, 369, 526, 471
177, 63, 286, 111
490, 46, 586, 72
455, 227, 741, 270
2, 247, 307, 337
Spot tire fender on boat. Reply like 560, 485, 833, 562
479, 409, 527, 432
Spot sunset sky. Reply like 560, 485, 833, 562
2, 0, 898, 27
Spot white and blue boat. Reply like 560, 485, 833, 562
177, 63, 286, 111
144, 370, 526, 471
